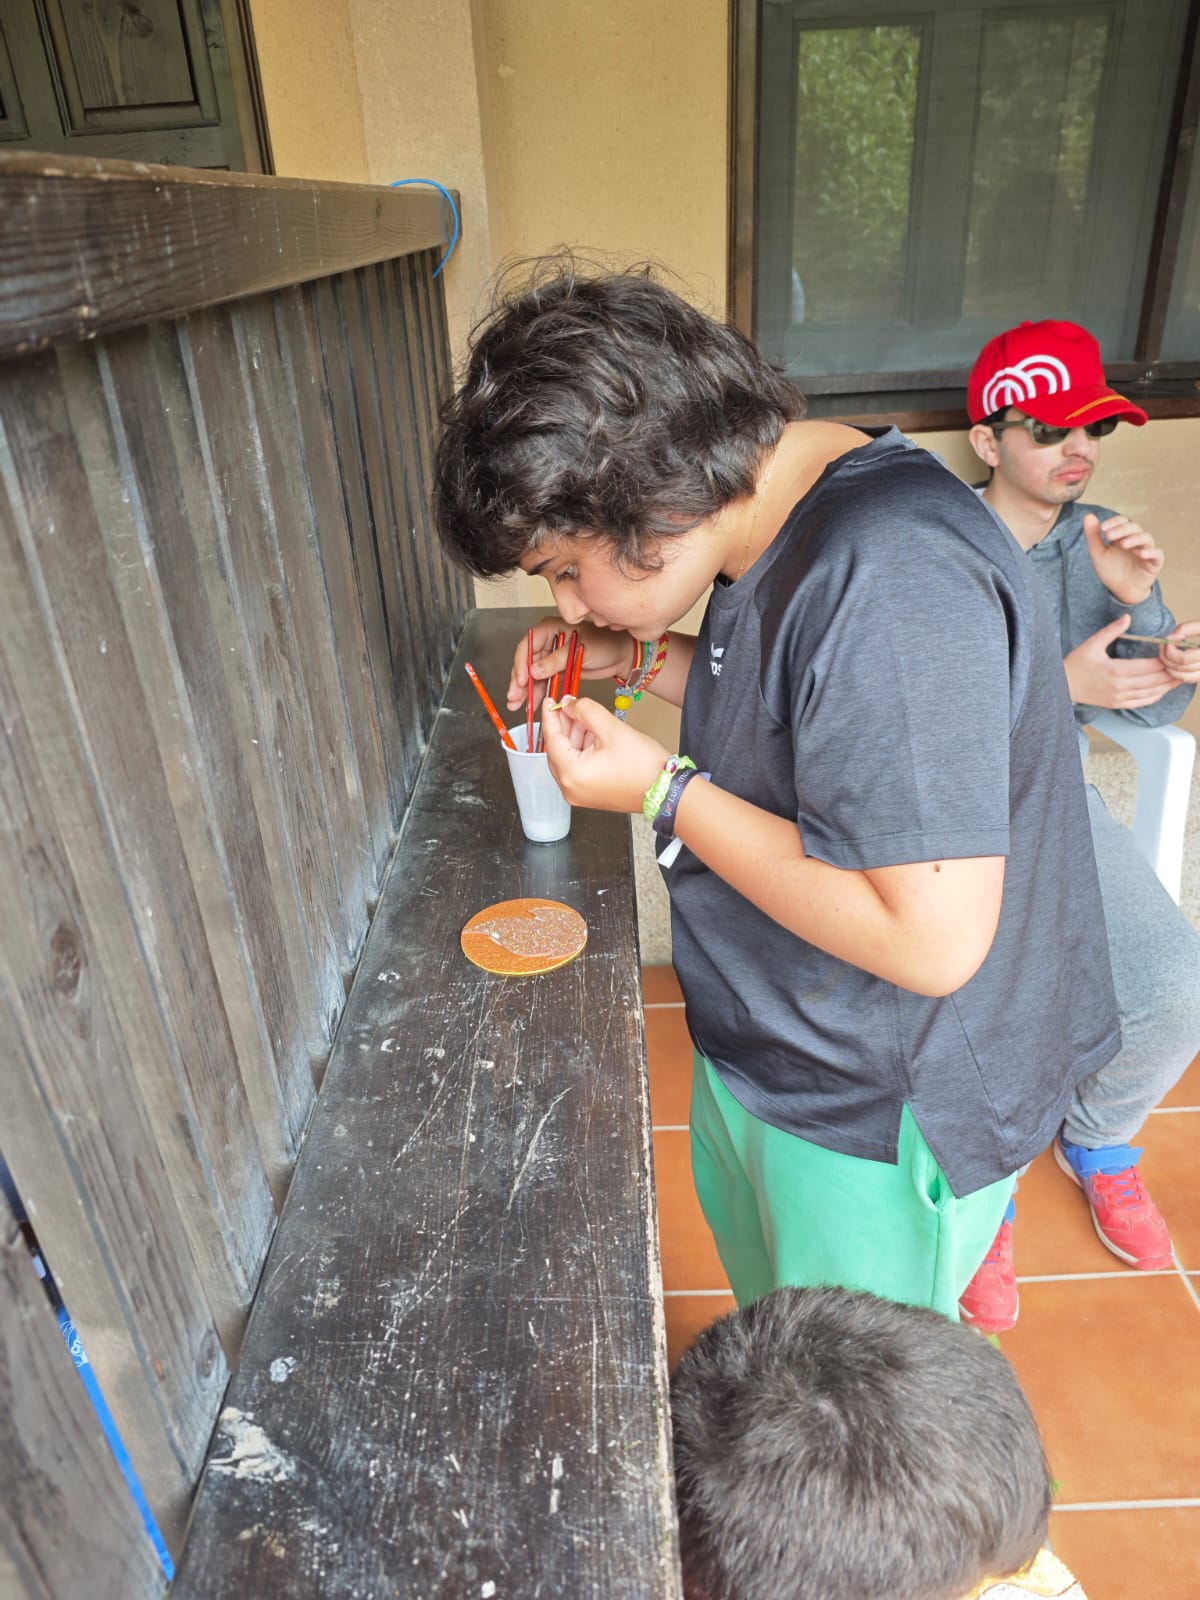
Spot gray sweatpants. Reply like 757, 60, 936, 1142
1062, 783, 1200, 1148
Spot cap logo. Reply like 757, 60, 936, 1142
981, 354, 1072, 416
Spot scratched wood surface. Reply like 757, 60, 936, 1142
0, 155, 466, 1574
174, 610, 681, 1600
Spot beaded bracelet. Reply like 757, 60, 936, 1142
643, 754, 695, 823
615, 632, 670, 720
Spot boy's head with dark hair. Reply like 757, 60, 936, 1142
670, 1286, 1051, 1600
433, 258, 805, 579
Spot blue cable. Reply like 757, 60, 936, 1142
388, 179, 460, 277
2, 1158, 174, 1581
48, 1293, 176, 1581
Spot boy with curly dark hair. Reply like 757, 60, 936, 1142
435, 263, 1119, 1318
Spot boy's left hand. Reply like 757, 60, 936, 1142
1083, 512, 1165, 606
1162, 620, 1200, 683
541, 695, 668, 814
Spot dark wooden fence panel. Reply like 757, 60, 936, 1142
1, 1201, 164, 1600
0, 155, 466, 1584
275, 286, 395, 888
182, 303, 350, 1028
358, 265, 444, 746
426, 260, 474, 619
0, 559, 228, 1532
306, 275, 416, 822
99, 319, 317, 1166
396, 252, 461, 670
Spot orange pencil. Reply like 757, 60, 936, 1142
540, 631, 563, 750
465, 662, 518, 750
547, 630, 566, 701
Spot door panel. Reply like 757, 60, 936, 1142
0, 0, 269, 170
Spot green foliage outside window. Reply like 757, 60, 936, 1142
793, 26, 920, 324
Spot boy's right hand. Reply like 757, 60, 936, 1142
540, 695, 668, 813
1063, 613, 1177, 710
505, 617, 638, 710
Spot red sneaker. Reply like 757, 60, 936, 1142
959, 1216, 1018, 1334
1053, 1137, 1174, 1271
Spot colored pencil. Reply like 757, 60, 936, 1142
563, 629, 579, 701
465, 662, 518, 750
526, 629, 535, 752
1125, 632, 1200, 650
547, 630, 565, 702
569, 638, 583, 698
540, 632, 563, 750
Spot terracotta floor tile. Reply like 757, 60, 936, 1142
1158, 1048, 1200, 1108
1011, 1147, 1122, 1279
663, 1292, 737, 1370
1138, 1111, 1200, 1270
642, 964, 683, 1005
646, 1006, 693, 1127
653, 1129, 729, 1293
1049, 1508, 1200, 1600
1001, 1275, 1200, 1502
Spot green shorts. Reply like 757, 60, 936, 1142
690, 1051, 1015, 1318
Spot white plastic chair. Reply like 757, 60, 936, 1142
1090, 711, 1196, 904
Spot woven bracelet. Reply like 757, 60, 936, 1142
615, 633, 669, 720
642, 754, 694, 823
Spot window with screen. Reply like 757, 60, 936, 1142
733, 0, 1200, 416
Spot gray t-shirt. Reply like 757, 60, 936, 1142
668, 428, 1120, 1196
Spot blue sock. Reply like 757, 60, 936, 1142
1059, 1132, 1142, 1178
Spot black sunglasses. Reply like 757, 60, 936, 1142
988, 415, 1120, 447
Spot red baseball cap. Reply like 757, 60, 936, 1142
967, 319, 1147, 428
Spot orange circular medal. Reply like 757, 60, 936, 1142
460, 897, 588, 976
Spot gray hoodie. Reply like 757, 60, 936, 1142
1026, 498, 1195, 732
971, 489, 1197, 749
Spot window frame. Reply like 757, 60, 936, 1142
727, 0, 1200, 426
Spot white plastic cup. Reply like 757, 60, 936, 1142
504, 722, 571, 842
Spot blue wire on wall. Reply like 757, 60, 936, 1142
0, 1156, 174, 1580
389, 179, 460, 277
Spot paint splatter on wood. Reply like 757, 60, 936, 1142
208, 1409, 296, 1484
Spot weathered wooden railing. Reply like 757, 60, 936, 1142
0, 155, 677, 1599
0, 151, 468, 1584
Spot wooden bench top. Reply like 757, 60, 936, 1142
173, 608, 681, 1598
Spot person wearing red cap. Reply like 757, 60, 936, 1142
960, 319, 1200, 1334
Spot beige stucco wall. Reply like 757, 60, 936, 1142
478, 0, 727, 303
249, 0, 369, 183
347, 0, 500, 361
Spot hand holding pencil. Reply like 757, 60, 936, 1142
540, 694, 668, 814
1159, 619, 1200, 684
505, 618, 637, 712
